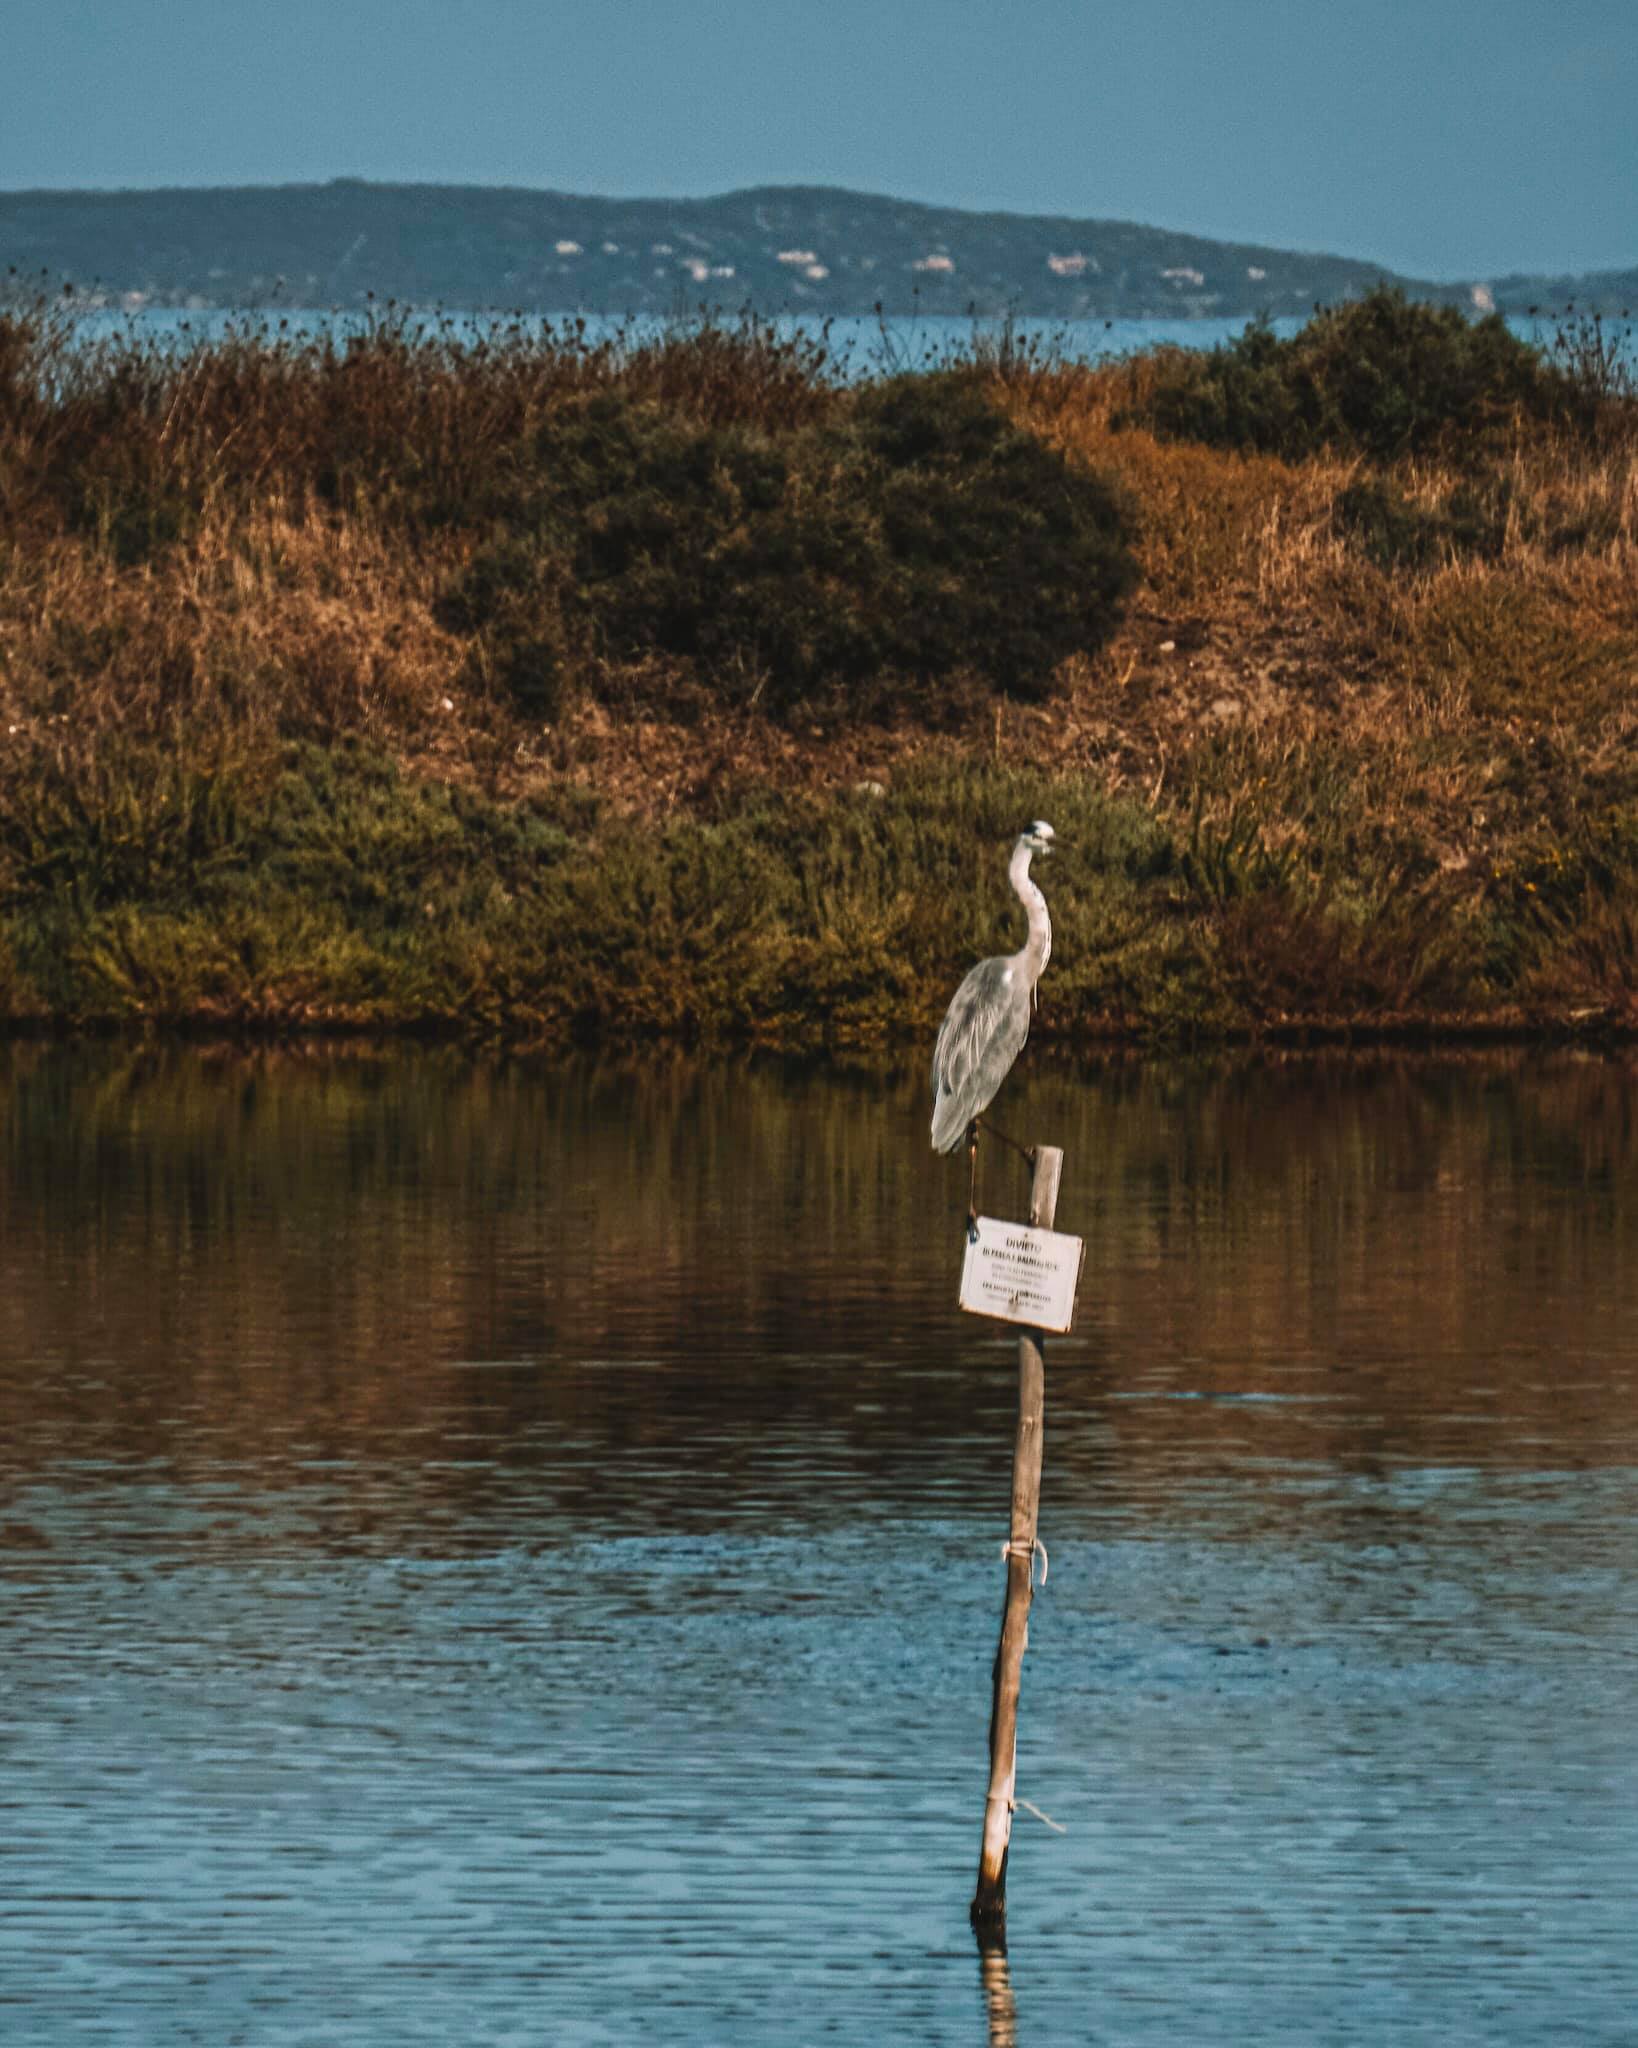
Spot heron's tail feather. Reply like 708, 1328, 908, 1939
930, 1090, 970, 1155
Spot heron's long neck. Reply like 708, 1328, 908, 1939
1009, 842, 1052, 979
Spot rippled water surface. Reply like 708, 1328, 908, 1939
3, 1046, 1636, 2044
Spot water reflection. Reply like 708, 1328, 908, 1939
3, 1043, 1637, 2044
978, 1937, 1019, 2048
5, 1043, 1637, 1532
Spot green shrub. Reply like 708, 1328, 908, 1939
1171, 795, 1303, 905
850, 376, 1138, 703
0, 743, 253, 911
1334, 476, 1512, 571
435, 535, 573, 718
439, 372, 1138, 721
1126, 288, 1575, 462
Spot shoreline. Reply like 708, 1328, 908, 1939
4, 1002, 1635, 1054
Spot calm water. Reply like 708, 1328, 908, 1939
81, 307, 1632, 375
72, 306, 1316, 372
2, 1045, 1636, 2045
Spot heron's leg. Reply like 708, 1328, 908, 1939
966, 1121, 980, 1241
975, 1115, 1036, 1169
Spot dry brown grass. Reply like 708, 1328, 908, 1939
992, 356, 1339, 601
0, 512, 468, 756
2, 305, 1636, 1041
988, 353, 1637, 794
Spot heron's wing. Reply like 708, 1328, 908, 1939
929, 955, 1031, 1153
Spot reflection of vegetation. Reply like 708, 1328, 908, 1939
2, 1045, 1636, 1543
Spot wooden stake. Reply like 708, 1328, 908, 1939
971, 1142, 1062, 1932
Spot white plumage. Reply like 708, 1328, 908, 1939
929, 822, 1056, 1154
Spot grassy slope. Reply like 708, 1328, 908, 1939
1, 305, 1635, 1047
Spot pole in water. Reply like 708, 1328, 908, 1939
971, 1142, 1062, 1932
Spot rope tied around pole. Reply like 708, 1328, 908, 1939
999, 1534, 1048, 1586
984, 1789, 1065, 1832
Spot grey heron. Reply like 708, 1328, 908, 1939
930, 820, 1057, 1228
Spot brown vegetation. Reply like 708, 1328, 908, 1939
0, 294, 1634, 1043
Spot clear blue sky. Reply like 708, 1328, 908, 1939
5, 0, 1634, 280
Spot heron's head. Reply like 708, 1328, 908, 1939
1020, 819, 1058, 858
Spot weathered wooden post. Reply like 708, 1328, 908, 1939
970, 1144, 1062, 1932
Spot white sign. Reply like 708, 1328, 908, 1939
958, 1217, 1085, 1334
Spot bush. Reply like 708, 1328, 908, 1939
0, 742, 253, 912
1125, 288, 1576, 462
3, 306, 1137, 727
1334, 476, 1512, 571
851, 376, 1138, 703
438, 372, 1138, 721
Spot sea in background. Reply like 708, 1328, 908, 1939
3, 1044, 1637, 2045
54, 305, 1631, 378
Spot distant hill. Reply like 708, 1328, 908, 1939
2, 181, 1631, 319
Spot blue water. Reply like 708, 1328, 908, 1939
55, 305, 1631, 379
2, 1048, 1636, 2044
58, 303, 1306, 370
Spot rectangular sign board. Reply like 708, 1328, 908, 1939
958, 1217, 1086, 1334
